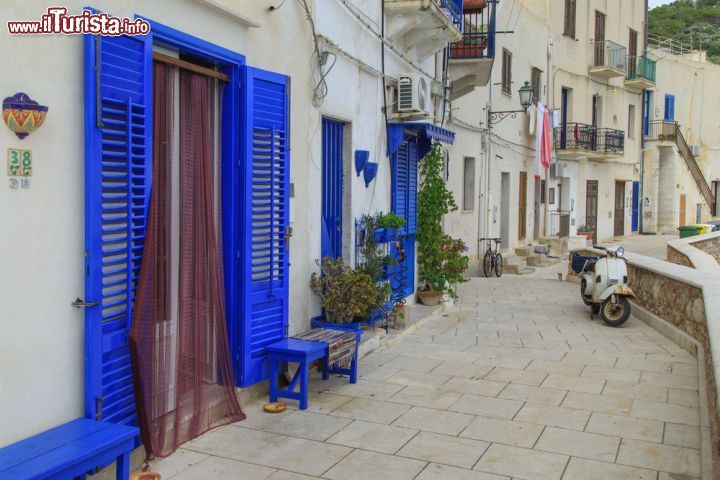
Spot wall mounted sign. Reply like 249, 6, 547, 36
7, 148, 32, 176
2, 92, 48, 139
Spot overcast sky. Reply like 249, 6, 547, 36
649, 0, 673, 8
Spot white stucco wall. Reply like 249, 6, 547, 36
0, 0, 452, 446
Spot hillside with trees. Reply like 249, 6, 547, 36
648, 0, 720, 63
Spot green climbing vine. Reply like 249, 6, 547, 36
417, 141, 469, 298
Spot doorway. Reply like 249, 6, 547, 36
501, 172, 510, 250
586, 180, 599, 242
321, 118, 345, 259
679, 194, 687, 226
560, 88, 570, 148
518, 171, 527, 241
594, 11, 606, 66
632, 181, 640, 232
614, 181, 626, 237
534, 179, 542, 240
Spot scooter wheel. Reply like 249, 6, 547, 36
600, 296, 631, 327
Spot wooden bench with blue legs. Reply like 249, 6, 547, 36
0, 418, 138, 480
266, 329, 361, 410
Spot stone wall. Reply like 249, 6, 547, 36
667, 244, 693, 267
693, 237, 720, 263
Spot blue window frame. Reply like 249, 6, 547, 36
664, 94, 675, 122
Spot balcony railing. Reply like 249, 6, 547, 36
449, 0, 496, 59
644, 120, 677, 141
592, 40, 627, 72
627, 55, 657, 83
438, 0, 464, 32
555, 123, 625, 155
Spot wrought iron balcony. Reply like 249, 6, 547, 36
448, 0, 496, 99
555, 123, 625, 156
439, 0, 464, 32
589, 40, 627, 79
449, 0, 495, 60
625, 55, 657, 89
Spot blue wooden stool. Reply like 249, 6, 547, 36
0, 418, 138, 479
266, 338, 328, 410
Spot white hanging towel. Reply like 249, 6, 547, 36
535, 102, 545, 179
528, 104, 537, 136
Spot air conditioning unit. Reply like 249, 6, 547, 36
550, 162, 565, 178
398, 73, 430, 116
691, 145, 701, 156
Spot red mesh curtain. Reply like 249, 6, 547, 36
130, 62, 245, 460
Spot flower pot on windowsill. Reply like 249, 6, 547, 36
417, 290, 444, 306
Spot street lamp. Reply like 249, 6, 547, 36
487, 81, 535, 127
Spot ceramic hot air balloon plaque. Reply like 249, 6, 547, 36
3, 92, 48, 139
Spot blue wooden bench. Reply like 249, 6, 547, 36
266, 330, 360, 410
0, 418, 138, 480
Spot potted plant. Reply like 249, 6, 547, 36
310, 257, 389, 329
376, 211, 406, 242
577, 224, 594, 242
416, 142, 469, 306
357, 215, 385, 281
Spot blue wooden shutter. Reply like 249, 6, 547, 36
406, 141, 418, 235
83, 32, 152, 425
240, 66, 290, 387
390, 140, 417, 296
664, 94, 675, 122
392, 143, 409, 220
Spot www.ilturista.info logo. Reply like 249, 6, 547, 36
7, 7, 151, 36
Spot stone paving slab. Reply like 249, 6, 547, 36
150, 270, 702, 480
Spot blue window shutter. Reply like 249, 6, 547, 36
390, 140, 417, 296
392, 143, 409, 220
83, 31, 152, 425
240, 66, 290, 387
407, 142, 418, 235
664, 94, 675, 121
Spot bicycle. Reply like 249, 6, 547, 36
480, 237, 503, 278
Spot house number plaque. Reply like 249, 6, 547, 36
7, 148, 32, 176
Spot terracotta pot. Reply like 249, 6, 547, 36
417, 290, 444, 306
578, 231, 594, 242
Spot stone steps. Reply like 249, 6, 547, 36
503, 253, 536, 275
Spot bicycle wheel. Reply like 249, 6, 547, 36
494, 253, 504, 277
483, 251, 492, 277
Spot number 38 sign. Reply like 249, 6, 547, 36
7, 148, 32, 176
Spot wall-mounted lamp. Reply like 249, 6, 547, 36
487, 81, 534, 128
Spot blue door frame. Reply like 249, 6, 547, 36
632, 181, 639, 232
322, 118, 345, 259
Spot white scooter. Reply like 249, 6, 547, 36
572, 245, 635, 327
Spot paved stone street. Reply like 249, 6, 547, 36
151, 268, 702, 480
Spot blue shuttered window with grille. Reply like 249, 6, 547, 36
240, 67, 291, 387
83, 32, 152, 426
